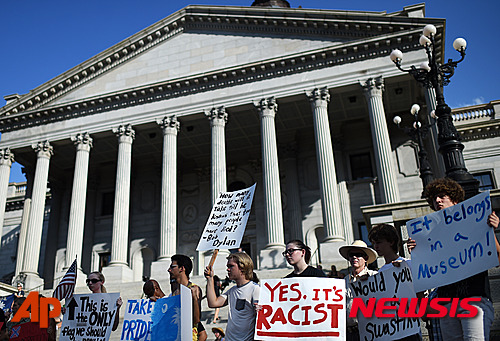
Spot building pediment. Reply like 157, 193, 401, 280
0, 4, 443, 132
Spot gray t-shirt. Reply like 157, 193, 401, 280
221, 281, 260, 341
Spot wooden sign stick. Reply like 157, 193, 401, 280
208, 249, 219, 268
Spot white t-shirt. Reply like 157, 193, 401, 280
221, 281, 260, 341
378, 256, 411, 272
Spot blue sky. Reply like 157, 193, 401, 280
1, 0, 498, 182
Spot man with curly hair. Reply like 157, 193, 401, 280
409, 178, 500, 341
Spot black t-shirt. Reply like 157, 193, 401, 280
437, 271, 491, 299
285, 266, 326, 278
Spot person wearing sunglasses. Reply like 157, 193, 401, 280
283, 240, 326, 278
86, 272, 123, 331
339, 240, 378, 341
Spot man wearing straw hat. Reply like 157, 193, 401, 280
339, 240, 378, 341
212, 327, 225, 341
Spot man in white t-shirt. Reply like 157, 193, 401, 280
205, 252, 260, 341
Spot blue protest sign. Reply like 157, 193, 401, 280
406, 191, 498, 292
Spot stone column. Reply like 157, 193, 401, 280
307, 88, 344, 239
281, 143, 303, 241
151, 116, 180, 279
14, 168, 33, 279
103, 124, 135, 282
307, 88, 346, 265
205, 107, 228, 206
254, 97, 286, 268
361, 77, 400, 203
65, 133, 92, 284
204, 107, 229, 273
338, 181, 354, 245
22, 141, 53, 290
0, 148, 14, 233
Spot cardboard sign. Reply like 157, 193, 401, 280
406, 191, 498, 292
255, 277, 346, 340
150, 285, 192, 341
60, 293, 120, 341
197, 184, 256, 251
121, 299, 155, 341
347, 262, 420, 341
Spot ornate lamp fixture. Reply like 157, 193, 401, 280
393, 104, 435, 196
389, 25, 478, 197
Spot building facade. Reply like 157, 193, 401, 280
0, 3, 498, 296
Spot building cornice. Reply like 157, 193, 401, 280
0, 5, 444, 132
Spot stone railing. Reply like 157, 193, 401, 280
7, 182, 27, 198
452, 100, 498, 122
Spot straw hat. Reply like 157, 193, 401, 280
339, 240, 378, 264
212, 327, 225, 337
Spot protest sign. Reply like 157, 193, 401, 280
150, 285, 192, 341
406, 191, 498, 292
255, 277, 346, 340
121, 299, 154, 341
60, 293, 119, 341
347, 262, 421, 341
197, 184, 256, 251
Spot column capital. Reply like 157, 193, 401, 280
32, 141, 53, 159
113, 124, 135, 143
0, 148, 14, 166
307, 87, 330, 105
254, 97, 278, 117
361, 76, 384, 97
71, 133, 93, 150
157, 115, 180, 134
205, 106, 228, 125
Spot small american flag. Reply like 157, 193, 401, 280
52, 259, 77, 301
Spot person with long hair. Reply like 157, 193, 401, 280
283, 239, 326, 277
86, 272, 122, 331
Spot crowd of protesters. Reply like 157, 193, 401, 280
3, 177, 498, 341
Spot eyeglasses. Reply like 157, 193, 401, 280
169, 264, 179, 269
86, 278, 101, 284
348, 252, 366, 259
282, 248, 302, 257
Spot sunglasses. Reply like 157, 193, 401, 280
282, 248, 302, 257
86, 278, 101, 284
348, 252, 367, 259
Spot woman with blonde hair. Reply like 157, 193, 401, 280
86, 272, 122, 331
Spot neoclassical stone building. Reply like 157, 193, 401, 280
0, 2, 498, 294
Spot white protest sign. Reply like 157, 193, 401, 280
60, 293, 120, 341
406, 191, 498, 292
197, 184, 256, 251
347, 262, 420, 341
121, 299, 155, 341
255, 277, 346, 340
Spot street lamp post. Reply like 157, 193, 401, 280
393, 104, 435, 196
389, 24, 479, 198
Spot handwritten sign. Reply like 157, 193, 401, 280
406, 191, 498, 292
197, 184, 256, 251
255, 277, 346, 340
150, 285, 192, 341
347, 262, 420, 341
121, 299, 154, 341
60, 293, 119, 341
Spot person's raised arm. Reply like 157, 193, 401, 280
204, 266, 226, 308
112, 297, 123, 331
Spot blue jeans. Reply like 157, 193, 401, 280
439, 297, 494, 341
